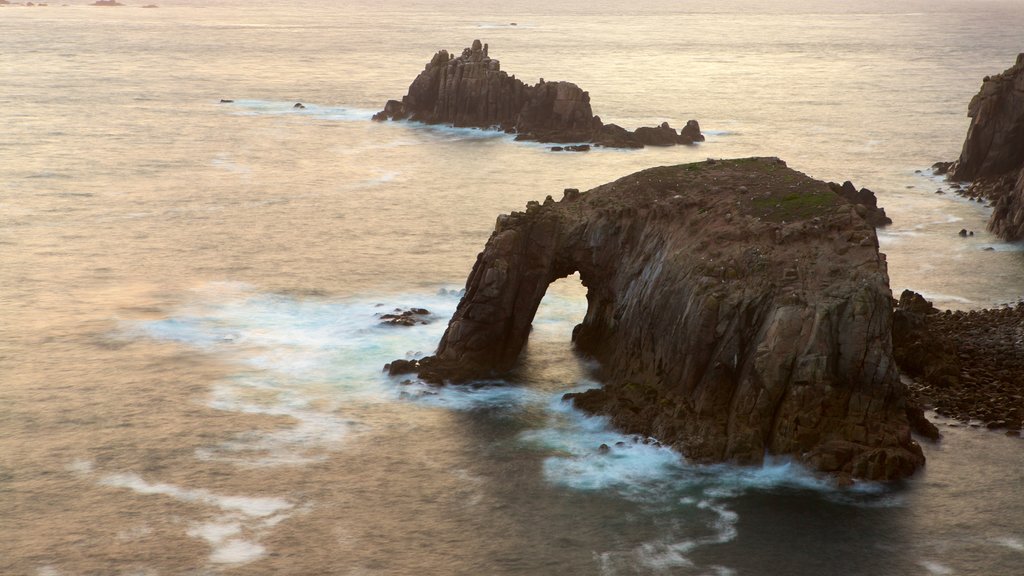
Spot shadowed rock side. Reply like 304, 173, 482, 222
948, 54, 1024, 241
372, 40, 705, 148
893, 290, 1024, 434
388, 157, 924, 482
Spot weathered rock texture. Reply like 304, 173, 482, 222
388, 157, 924, 482
948, 54, 1024, 241
894, 291, 1024, 434
373, 40, 705, 148
830, 181, 892, 228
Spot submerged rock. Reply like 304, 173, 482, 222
388, 157, 925, 482
378, 307, 431, 327
372, 40, 704, 149
947, 54, 1024, 240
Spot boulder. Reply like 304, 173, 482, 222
633, 122, 679, 146
388, 157, 925, 482
678, 119, 705, 144
378, 307, 431, 327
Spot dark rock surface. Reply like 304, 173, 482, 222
378, 307, 431, 327
892, 291, 960, 389
373, 40, 704, 149
830, 180, 892, 228
387, 157, 924, 482
895, 293, 1024, 432
947, 54, 1024, 241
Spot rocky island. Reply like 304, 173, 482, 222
944, 53, 1024, 240
372, 40, 704, 149
388, 157, 924, 482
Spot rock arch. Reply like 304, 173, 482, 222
389, 158, 924, 481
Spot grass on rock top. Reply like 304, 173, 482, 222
646, 158, 842, 223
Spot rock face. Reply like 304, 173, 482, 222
830, 181, 892, 228
373, 40, 704, 148
388, 157, 924, 482
891, 290, 959, 389
894, 291, 1024, 434
949, 54, 1024, 240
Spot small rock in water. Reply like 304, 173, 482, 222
959, 228, 968, 237
293, 102, 305, 109
598, 443, 611, 454
983, 247, 995, 251
378, 307, 431, 327
220, 99, 233, 103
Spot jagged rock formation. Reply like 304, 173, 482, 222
372, 40, 705, 148
388, 157, 925, 482
829, 181, 892, 228
948, 54, 1024, 241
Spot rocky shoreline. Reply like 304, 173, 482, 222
893, 292, 1024, 435
372, 40, 705, 149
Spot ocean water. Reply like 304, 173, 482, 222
2, 0, 1023, 574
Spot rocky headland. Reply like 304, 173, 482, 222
372, 40, 705, 149
945, 53, 1024, 241
388, 157, 924, 482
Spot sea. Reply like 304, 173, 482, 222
2, 0, 1023, 574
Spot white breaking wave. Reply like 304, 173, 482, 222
135, 282, 461, 465
131, 282, 907, 574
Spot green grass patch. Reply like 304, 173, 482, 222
751, 189, 838, 222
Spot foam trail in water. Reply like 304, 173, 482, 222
224, 100, 376, 121
135, 282, 460, 464
994, 536, 1024, 551
133, 282, 904, 575
919, 560, 954, 575
90, 470, 292, 566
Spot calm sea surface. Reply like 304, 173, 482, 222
2, 1, 1023, 574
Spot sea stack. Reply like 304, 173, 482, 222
372, 40, 705, 148
949, 54, 1024, 241
388, 157, 924, 482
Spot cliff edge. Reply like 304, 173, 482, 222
372, 40, 704, 149
949, 54, 1024, 241
388, 157, 924, 482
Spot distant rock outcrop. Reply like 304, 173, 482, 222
387, 157, 924, 482
948, 54, 1024, 241
373, 40, 704, 149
